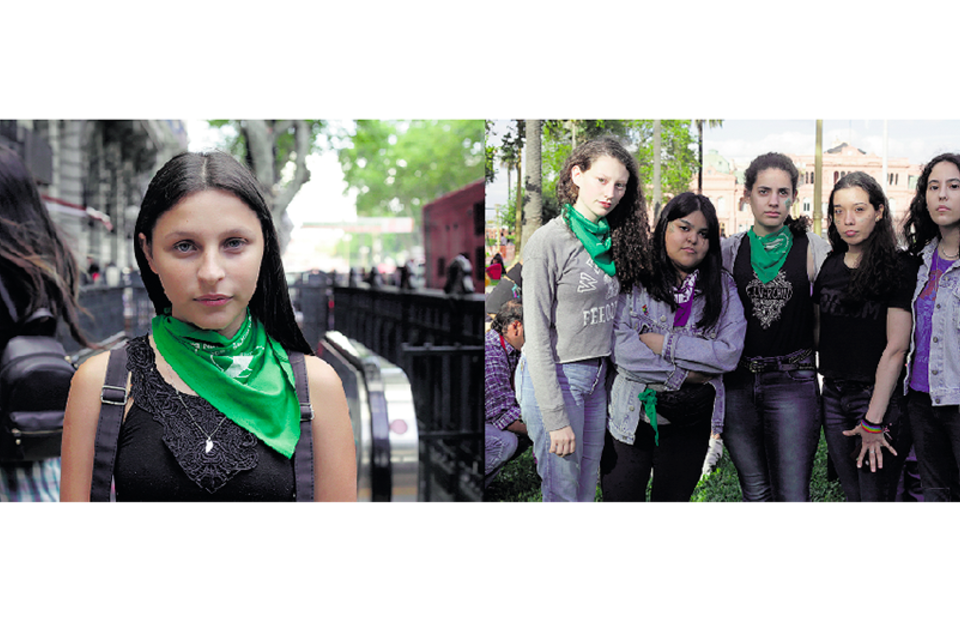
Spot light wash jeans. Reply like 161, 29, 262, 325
516, 354, 606, 502
485, 423, 519, 488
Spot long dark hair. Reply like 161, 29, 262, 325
556, 136, 651, 288
826, 171, 903, 302
903, 152, 960, 256
744, 151, 807, 236
645, 192, 725, 330
0, 145, 92, 347
134, 150, 312, 355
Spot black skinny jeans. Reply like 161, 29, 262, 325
908, 390, 960, 502
600, 400, 712, 502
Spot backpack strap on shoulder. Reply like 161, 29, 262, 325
90, 343, 130, 502
289, 351, 315, 502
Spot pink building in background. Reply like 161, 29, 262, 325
694, 143, 923, 237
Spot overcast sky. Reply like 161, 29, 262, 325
486, 120, 960, 217
703, 120, 960, 166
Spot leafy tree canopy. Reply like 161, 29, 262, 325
333, 120, 484, 223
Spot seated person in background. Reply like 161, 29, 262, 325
484, 300, 528, 487
484, 260, 522, 321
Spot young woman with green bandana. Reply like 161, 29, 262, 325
516, 136, 651, 501
720, 152, 830, 501
60, 151, 357, 501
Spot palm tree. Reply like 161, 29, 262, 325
695, 119, 724, 194
518, 119, 542, 253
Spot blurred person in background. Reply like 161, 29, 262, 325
0, 145, 92, 501
484, 299, 528, 488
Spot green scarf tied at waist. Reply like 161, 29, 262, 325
564, 203, 616, 277
747, 225, 793, 284
151, 311, 301, 458
637, 387, 660, 446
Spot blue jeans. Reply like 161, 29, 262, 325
821, 378, 909, 502
485, 423, 519, 488
723, 358, 821, 501
516, 354, 606, 502
908, 390, 960, 502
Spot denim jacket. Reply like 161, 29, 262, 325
904, 240, 960, 406
608, 271, 747, 443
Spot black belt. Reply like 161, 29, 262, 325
739, 349, 816, 374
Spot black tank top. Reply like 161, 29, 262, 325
113, 336, 295, 501
733, 231, 814, 358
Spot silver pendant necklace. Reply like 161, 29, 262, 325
162, 354, 227, 453
174, 390, 227, 453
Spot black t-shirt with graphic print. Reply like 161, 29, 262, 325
733, 231, 814, 359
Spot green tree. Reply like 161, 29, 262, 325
540, 120, 698, 209
334, 120, 483, 221
332, 120, 484, 257
484, 119, 526, 248
207, 119, 325, 250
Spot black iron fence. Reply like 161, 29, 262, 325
332, 284, 484, 502
62, 276, 153, 357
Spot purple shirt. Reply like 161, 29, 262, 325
911, 251, 955, 393
485, 329, 522, 430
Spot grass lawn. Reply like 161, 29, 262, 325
484, 431, 845, 502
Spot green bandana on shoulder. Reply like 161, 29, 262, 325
564, 203, 616, 277
151, 311, 301, 458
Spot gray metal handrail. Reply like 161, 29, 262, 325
319, 331, 418, 502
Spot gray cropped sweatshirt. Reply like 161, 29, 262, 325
521, 216, 620, 430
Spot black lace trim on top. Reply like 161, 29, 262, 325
127, 336, 259, 494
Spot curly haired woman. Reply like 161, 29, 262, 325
516, 136, 651, 501
902, 153, 960, 501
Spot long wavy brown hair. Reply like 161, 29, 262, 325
556, 136, 651, 288
0, 145, 91, 347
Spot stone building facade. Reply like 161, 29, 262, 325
1, 120, 187, 277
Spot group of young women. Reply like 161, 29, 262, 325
518, 135, 960, 502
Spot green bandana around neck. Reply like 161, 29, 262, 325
564, 203, 616, 277
151, 311, 300, 458
747, 225, 794, 284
